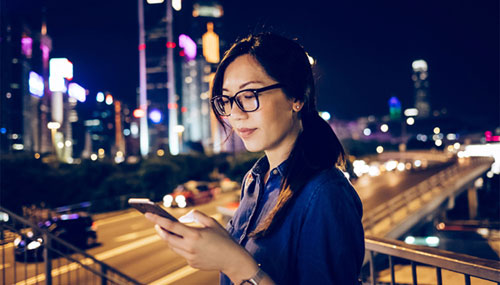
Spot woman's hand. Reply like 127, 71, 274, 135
145, 210, 251, 273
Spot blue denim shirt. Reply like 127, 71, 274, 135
220, 156, 365, 285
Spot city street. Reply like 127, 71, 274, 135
2, 161, 456, 284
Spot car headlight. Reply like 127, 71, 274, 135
163, 194, 173, 205
27, 231, 34, 238
27, 240, 42, 250
175, 195, 186, 204
177, 200, 187, 208
14, 237, 21, 246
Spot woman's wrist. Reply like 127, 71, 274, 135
222, 246, 260, 284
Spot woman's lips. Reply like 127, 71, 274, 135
237, 128, 257, 138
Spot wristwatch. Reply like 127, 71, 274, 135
240, 267, 265, 285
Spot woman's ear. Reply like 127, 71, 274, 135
292, 99, 304, 112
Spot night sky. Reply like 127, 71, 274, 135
12, 0, 500, 126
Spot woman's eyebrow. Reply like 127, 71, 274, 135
222, 80, 264, 92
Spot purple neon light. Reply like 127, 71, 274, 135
21, 37, 33, 58
40, 44, 50, 62
179, 34, 197, 60
389, 96, 400, 107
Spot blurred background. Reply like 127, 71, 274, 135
1, 0, 498, 284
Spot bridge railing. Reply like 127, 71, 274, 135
0, 206, 142, 285
362, 235, 500, 284
363, 157, 494, 237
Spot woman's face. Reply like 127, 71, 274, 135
222, 54, 302, 154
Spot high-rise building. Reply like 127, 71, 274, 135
139, 0, 225, 154
1, 2, 52, 154
412, 59, 431, 118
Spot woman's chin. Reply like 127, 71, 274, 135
242, 141, 264, 153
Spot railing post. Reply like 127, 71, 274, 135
101, 263, 108, 285
43, 232, 52, 285
436, 267, 442, 285
389, 255, 395, 285
411, 261, 417, 285
369, 251, 375, 285
1, 222, 5, 285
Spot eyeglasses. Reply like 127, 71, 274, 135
211, 83, 284, 116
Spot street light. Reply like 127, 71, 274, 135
47, 122, 61, 159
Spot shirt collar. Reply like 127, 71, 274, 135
250, 155, 289, 178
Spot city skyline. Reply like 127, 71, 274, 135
7, 0, 499, 127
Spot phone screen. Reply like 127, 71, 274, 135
128, 198, 178, 222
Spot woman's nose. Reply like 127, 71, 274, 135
229, 101, 247, 119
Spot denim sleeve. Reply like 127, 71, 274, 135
296, 175, 365, 284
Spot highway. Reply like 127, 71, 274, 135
3, 160, 456, 284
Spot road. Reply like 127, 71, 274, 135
3, 161, 456, 284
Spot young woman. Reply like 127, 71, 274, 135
146, 33, 365, 284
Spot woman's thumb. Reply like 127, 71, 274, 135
192, 210, 216, 227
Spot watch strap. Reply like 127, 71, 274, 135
240, 267, 265, 285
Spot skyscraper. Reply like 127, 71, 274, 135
412, 59, 431, 118
1, 2, 51, 154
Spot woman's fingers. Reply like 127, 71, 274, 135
145, 213, 194, 238
192, 210, 217, 227
155, 225, 196, 261
154, 224, 198, 252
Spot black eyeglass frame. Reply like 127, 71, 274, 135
211, 83, 284, 116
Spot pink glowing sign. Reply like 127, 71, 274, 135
21, 37, 33, 58
40, 44, 50, 62
485, 131, 500, 142
179, 34, 197, 61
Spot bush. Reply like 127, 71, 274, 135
0, 151, 262, 214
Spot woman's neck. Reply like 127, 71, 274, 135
265, 120, 302, 170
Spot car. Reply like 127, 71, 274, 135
14, 212, 97, 262
163, 181, 218, 208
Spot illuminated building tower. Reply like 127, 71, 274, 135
412, 59, 431, 118
141, 0, 179, 154
180, 57, 212, 147
179, 1, 227, 153
138, 0, 227, 154
84, 92, 116, 158
0, 2, 51, 154
388, 96, 401, 121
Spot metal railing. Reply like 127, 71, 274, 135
0, 206, 142, 285
363, 157, 494, 237
362, 235, 500, 284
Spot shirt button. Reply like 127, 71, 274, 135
272, 169, 278, 175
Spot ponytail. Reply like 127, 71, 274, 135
250, 111, 345, 238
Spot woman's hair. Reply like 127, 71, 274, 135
211, 33, 346, 237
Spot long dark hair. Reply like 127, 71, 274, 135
211, 33, 345, 237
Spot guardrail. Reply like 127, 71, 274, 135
0, 206, 142, 285
362, 235, 500, 284
363, 157, 494, 237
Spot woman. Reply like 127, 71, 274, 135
146, 33, 365, 284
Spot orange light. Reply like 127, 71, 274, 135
133, 109, 146, 118
168, 103, 178, 109
105, 94, 113, 105
181, 107, 187, 113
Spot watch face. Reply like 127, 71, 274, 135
241, 280, 257, 285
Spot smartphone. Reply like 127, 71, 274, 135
128, 198, 178, 222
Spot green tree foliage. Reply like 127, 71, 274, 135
0, 152, 258, 215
